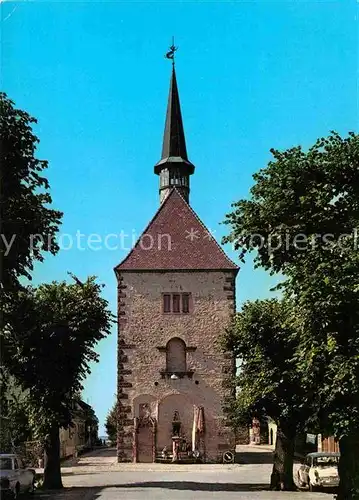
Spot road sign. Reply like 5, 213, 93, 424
223, 450, 234, 463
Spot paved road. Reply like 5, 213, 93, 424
35, 446, 336, 500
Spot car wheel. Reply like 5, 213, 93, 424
28, 477, 36, 494
297, 471, 305, 487
309, 481, 319, 492
13, 483, 20, 499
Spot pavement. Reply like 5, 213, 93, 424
34, 446, 336, 500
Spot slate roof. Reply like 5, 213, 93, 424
115, 189, 239, 272
154, 66, 195, 174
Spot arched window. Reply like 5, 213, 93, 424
166, 337, 186, 373
160, 169, 169, 188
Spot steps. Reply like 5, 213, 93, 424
155, 451, 201, 464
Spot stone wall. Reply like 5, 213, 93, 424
116, 270, 236, 462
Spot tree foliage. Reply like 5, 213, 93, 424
0, 371, 33, 451
2, 276, 114, 488
224, 132, 359, 499
0, 94, 113, 488
225, 299, 311, 425
0, 92, 62, 289
225, 299, 312, 490
105, 399, 117, 446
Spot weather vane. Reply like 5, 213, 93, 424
165, 37, 178, 66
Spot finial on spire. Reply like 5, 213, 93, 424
165, 36, 178, 66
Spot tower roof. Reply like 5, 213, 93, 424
115, 189, 238, 272
154, 67, 195, 174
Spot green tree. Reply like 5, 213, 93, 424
224, 132, 359, 499
105, 400, 117, 446
2, 276, 114, 489
0, 371, 33, 452
0, 94, 63, 439
0, 92, 62, 289
3, 374, 33, 447
225, 299, 313, 491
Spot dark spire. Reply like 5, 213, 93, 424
154, 65, 195, 175
161, 66, 188, 161
154, 46, 195, 204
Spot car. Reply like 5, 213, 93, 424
0, 453, 36, 499
297, 451, 340, 491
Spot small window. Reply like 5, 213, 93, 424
163, 293, 192, 314
182, 294, 190, 313
172, 294, 180, 313
163, 294, 171, 313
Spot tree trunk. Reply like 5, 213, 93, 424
270, 422, 297, 491
43, 424, 63, 489
337, 433, 359, 500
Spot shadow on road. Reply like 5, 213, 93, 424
36, 483, 271, 498
235, 451, 273, 464
35, 487, 101, 499
112, 481, 270, 491
87, 448, 117, 458
34, 483, 336, 500
68, 462, 116, 467
60, 471, 106, 476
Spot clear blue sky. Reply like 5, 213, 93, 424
2, 0, 357, 435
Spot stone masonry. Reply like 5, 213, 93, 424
116, 270, 236, 463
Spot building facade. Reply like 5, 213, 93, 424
317, 435, 340, 453
59, 400, 98, 459
115, 64, 238, 463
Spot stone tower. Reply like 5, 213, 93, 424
114, 63, 238, 463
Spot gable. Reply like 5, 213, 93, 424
115, 189, 239, 272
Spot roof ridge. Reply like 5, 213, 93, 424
115, 189, 239, 272
172, 188, 239, 269
114, 189, 176, 272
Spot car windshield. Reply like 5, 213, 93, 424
314, 456, 339, 467
0, 458, 13, 470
